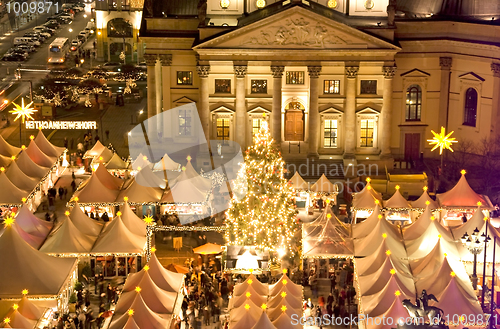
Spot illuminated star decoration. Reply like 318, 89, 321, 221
143, 215, 154, 225
3, 214, 15, 228
10, 98, 36, 123
427, 126, 458, 155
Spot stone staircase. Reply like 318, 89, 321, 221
284, 158, 345, 181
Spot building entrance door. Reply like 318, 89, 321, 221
404, 133, 420, 162
285, 109, 304, 141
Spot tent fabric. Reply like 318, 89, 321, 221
134, 165, 167, 189
268, 274, 302, 296
233, 274, 269, 296
267, 303, 301, 321
0, 174, 29, 205
288, 172, 308, 190
450, 206, 487, 240
365, 296, 408, 329
0, 224, 77, 298
109, 294, 170, 329
430, 277, 483, 319
356, 242, 412, 277
69, 203, 103, 236
352, 204, 383, 238
94, 165, 124, 190
0, 134, 21, 158
251, 312, 277, 329
353, 183, 382, 206
15, 151, 49, 179
411, 190, 439, 209
5, 161, 38, 192
353, 218, 404, 257
11, 224, 46, 249
0, 154, 13, 168
361, 276, 414, 316
14, 206, 52, 238
404, 219, 457, 259
84, 140, 106, 159
171, 161, 212, 191
17, 296, 44, 320
152, 153, 180, 172
130, 153, 151, 171
310, 174, 336, 193
437, 172, 486, 208
72, 174, 120, 204
230, 299, 263, 322
383, 189, 410, 209
91, 147, 114, 166
352, 189, 380, 210
91, 216, 146, 254
193, 243, 223, 255
272, 313, 302, 329
117, 179, 163, 204
2, 309, 36, 329
161, 177, 210, 204
229, 290, 267, 309
109, 316, 140, 329
232, 282, 268, 301
410, 240, 461, 278
105, 153, 130, 170
302, 235, 353, 258
40, 216, 97, 254
358, 257, 415, 297
304, 203, 347, 237
24, 140, 56, 168
303, 209, 349, 240
267, 293, 302, 310
165, 264, 188, 274
34, 132, 65, 158
119, 203, 147, 236
402, 206, 435, 240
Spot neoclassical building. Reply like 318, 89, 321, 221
139, 0, 500, 170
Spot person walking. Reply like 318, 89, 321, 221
58, 186, 64, 200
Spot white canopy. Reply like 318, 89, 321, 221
251, 312, 277, 329
402, 206, 435, 241
0, 134, 20, 157
410, 240, 461, 277
91, 216, 146, 254
171, 160, 212, 191
365, 296, 408, 329
411, 189, 439, 209
352, 204, 383, 238
233, 274, 269, 296
105, 153, 130, 170
0, 174, 29, 205
10, 223, 46, 249
119, 202, 147, 237
303, 207, 349, 240
14, 206, 52, 240
131, 153, 151, 171
356, 241, 412, 277
383, 188, 410, 209
272, 313, 302, 329
1, 309, 36, 329
24, 140, 55, 168
17, 295, 44, 320
69, 202, 103, 236
91, 147, 114, 166
117, 178, 163, 204
267, 293, 302, 310
134, 164, 167, 189
267, 300, 301, 321
310, 174, 336, 193
450, 205, 487, 240
303, 202, 336, 233
40, 216, 97, 254
430, 277, 483, 319
161, 176, 210, 204
34, 132, 65, 158
229, 287, 267, 309
269, 274, 302, 297
83, 140, 106, 159
94, 164, 124, 190
405, 218, 457, 259
5, 161, 38, 192
109, 294, 170, 329
437, 171, 488, 208
352, 189, 380, 210
15, 151, 49, 179
354, 217, 403, 257
109, 317, 140, 329
288, 172, 308, 190
72, 174, 119, 204
0, 154, 13, 168
0, 223, 76, 298
361, 275, 414, 316
230, 299, 263, 323
152, 153, 180, 172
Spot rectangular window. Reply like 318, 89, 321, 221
252, 118, 263, 140
323, 119, 338, 147
286, 71, 304, 85
177, 71, 193, 85
217, 118, 230, 141
178, 109, 191, 136
360, 80, 377, 94
215, 79, 231, 93
251, 80, 267, 94
360, 119, 374, 147
324, 80, 340, 94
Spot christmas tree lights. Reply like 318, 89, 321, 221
225, 119, 299, 259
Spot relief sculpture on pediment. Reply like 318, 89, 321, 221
242, 17, 351, 48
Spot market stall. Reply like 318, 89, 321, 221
152, 153, 180, 172
383, 185, 413, 225
288, 172, 309, 209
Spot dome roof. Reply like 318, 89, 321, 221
397, 0, 500, 19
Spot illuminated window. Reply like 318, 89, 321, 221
360, 119, 374, 147
251, 80, 267, 94
252, 118, 264, 141
360, 80, 377, 94
178, 109, 191, 135
286, 71, 304, 84
215, 79, 231, 93
463, 88, 477, 127
324, 80, 340, 94
177, 71, 192, 85
405, 84, 422, 121
217, 118, 230, 141
323, 120, 338, 147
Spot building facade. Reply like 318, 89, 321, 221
139, 0, 500, 169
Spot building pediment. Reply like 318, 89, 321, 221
458, 72, 485, 82
194, 6, 399, 52
400, 68, 430, 77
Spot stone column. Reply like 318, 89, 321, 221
159, 54, 172, 111
439, 57, 452, 129
344, 66, 359, 158
307, 66, 322, 158
144, 54, 157, 139
234, 64, 247, 150
271, 65, 284, 145
380, 65, 397, 158
491, 63, 500, 138
196, 65, 210, 143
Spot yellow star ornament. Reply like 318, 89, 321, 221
427, 127, 458, 155
10, 99, 36, 123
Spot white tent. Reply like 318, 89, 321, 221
251, 312, 277, 329
402, 206, 435, 241
229, 287, 267, 309
430, 277, 483, 319
303, 208, 349, 240
0, 223, 77, 298
131, 153, 151, 171
383, 188, 410, 209
288, 172, 308, 190
109, 316, 140, 329
69, 202, 103, 236
34, 132, 65, 158
161, 176, 210, 204
437, 171, 489, 208
117, 178, 163, 204
267, 293, 302, 310
405, 219, 457, 259
105, 153, 130, 170
310, 174, 336, 193
17, 295, 44, 320
269, 274, 302, 297
15, 151, 49, 179
356, 242, 412, 277
84, 140, 106, 159
352, 204, 383, 238
5, 161, 38, 192
361, 275, 414, 316
135, 164, 167, 189
109, 294, 170, 329
40, 216, 97, 254
24, 140, 55, 168
352, 189, 380, 210
14, 206, 52, 239
71, 174, 120, 204
91, 216, 146, 254
170, 160, 212, 191
0, 174, 29, 205
272, 313, 302, 329
354, 217, 404, 257
267, 299, 301, 321
9, 223, 46, 249
0, 134, 20, 158
91, 147, 114, 166
353, 182, 382, 203
114, 278, 177, 314
0, 154, 13, 168
410, 240, 461, 277
302, 217, 353, 258
152, 153, 180, 172
233, 274, 269, 296
230, 299, 263, 323
411, 189, 439, 209
118, 202, 147, 237
1, 309, 36, 329
364, 296, 409, 329
303, 202, 336, 234
94, 164, 124, 190
450, 205, 488, 240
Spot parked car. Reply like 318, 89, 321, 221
8, 48, 28, 58
34, 26, 55, 35
15, 44, 35, 53
44, 21, 60, 29
76, 34, 86, 43
24, 33, 45, 42
2, 53, 26, 61
72, 3, 85, 11
70, 39, 80, 51
32, 29, 51, 38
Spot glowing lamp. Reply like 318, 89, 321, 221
11, 156, 15, 160
65, 211, 70, 216
477, 201, 482, 206
124, 196, 129, 202
327, 0, 337, 8
281, 292, 287, 298
143, 265, 150, 271
395, 185, 400, 190
181, 166, 186, 171
137, 166, 141, 171
10, 99, 36, 123
423, 186, 428, 191
248, 268, 254, 273
427, 127, 457, 155
186, 155, 192, 162
375, 200, 380, 204
438, 234, 442, 238
366, 177, 371, 182
21, 145, 25, 149
450, 271, 456, 277
461, 169, 466, 175
425, 200, 430, 205
220, 0, 230, 9
116, 211, 122, 216
74, 197, 79, 202
484, 217, 489, 221
325, 199, 330, 204
394, 290, 401, 296
12, 304, 18, 310
390, 269, 396, 275
151, 246, 157, 253
367, 186, 371, 190
127, 309, 134, 316
282, 279, 288, 285
135, 286, 141, 293
99, 156, 103, 161
21, 289, 28, 295
378, 214, 383, 219
326, 214, 331, 219
143, 156, 147, 161
430, 216, 435, 221
282, 269, 287, 274
144, 215, 154, 224
4, 318, 10, 324
256, 0, 266, 8
245, 292, 251, 298
30, 135, 34, 140
281, 305, 287, 312
386, 250, 391, 255
3, 217, 14, 227
247, 279, 253, 284
0, 167, 4, 172
244, 304, 250, 310
444, 253, 447, 257
382, 233, 387, 238
261, 304, 267, 310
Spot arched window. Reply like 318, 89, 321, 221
405, 84, 422, 121
107, 18, 133, 38
463, 88, 477, 127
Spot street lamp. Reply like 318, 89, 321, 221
80, 59, 84, 67
481, 219, 492, 310
461, 228, 488, 290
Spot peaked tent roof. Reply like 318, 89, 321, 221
117, 179, 163, 204
251, 312, 276, 329
72, 174, 120, 204
352, 188, 380, 209
14, 205, 52, 238
91, 216, 146, 254
152, 153, 180, 172
431, 277, 482, 318
134, 164, 167, 189
361, 275, 414, 317
310, 174, 336, 193
229, 287, 267, 309
5, 161, 38, 192
0, 224, 77, 298
267, 293, 302, 310
354, 182, 382, 201
0, 174, 29, 205
40, 216, 97, 254
119, 202, 147, 236
411, 190, 439, 209
271, 313, 302, 329
233, 274, 269, 296
161, 177, 210, 204
170, 160, 212, 190
109, 316, 140, 329
230, 299, 263, 323
15, 151, 49, 179
365, 296, 408, 329
0, 154, 13, 168
110, 294, 170, 329
450, 205, 487, 240
91, 147, 114, 165
303, 202, 336, 232
2, 309, 36, 329
10, 223, 46, 249
114, 280, 177, 314
84, 140, 106, 159
402, 206, 435, 241
18, 295, 44, 320
267, 300, 301, 321
94, 164, 124, 190
410, 240, 461, 278
354, 217, 404, 257
352, 204, 383, 238
303, 206, 348, 239
130, 153, 151, 171
105, 153, 130, 170
288, 172, 308, 190
24, 140, 55, 168
405, 219, 457, 259
384, 189, 410, 209
69, 202, 103, 236
437, 172, 487, 208
0, 134, 20, 158
269, 274, 302, 296
34, 132, 65, 158
356, 242, 412, 277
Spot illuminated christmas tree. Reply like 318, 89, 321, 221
225, 118, 299, 258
